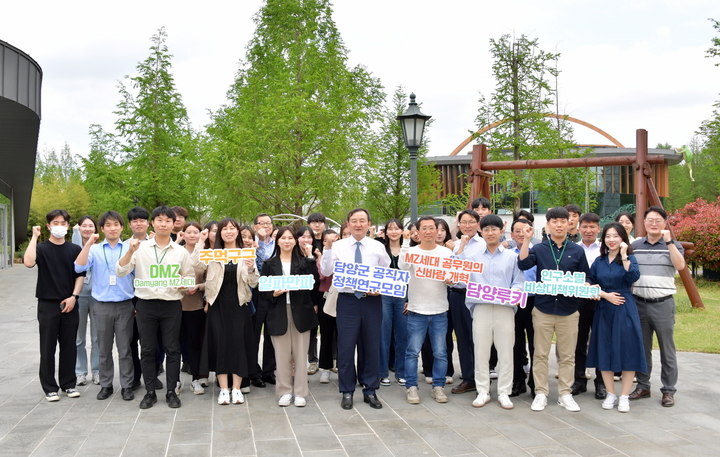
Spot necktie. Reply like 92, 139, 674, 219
354, 241, 363, 299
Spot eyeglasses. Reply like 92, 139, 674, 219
481, 227, 501, 233
256, 221, 273, 226
645, 218, 665, 225
418, 226, 436, 231
459, 220, 478, 226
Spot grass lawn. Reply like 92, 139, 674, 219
672, 278, 720, 354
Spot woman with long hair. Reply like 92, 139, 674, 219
615, 212, 636, 243
379, 218, 408, 386
317, 229, 339, 382
261, 227, 319, 406
586, 222, 646, 413
179, 221, 206, 395
72, 215, 100, 386
195, 218, 259, 405
203, 221, 219, 250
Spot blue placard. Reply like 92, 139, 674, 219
258, 275, 315, 291
332, 261, 409, 298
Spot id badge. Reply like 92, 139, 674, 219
109, 275, 117, 286
84, 276, 90, 284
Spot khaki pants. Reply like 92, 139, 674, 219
270, 304, 310, 398
532, 308, 579, 397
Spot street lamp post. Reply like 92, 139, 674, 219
397, 93, 431, 222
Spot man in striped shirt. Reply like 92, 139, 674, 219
630, 206, 685, 407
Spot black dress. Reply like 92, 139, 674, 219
203, 263, 256, 377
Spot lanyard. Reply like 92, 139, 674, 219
154, 245, 169, 264
102, 243, 123, 272
548, 238, 567, 270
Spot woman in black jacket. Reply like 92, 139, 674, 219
261, 226, 319, 407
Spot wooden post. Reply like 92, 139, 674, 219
634, 129, 649, 237
481, 144, 490, 199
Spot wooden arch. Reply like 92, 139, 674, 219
450, 114, 624, 156
464, 129, 703, 309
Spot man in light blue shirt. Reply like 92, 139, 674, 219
460, 215, 524, 410
75, 211, 136, 402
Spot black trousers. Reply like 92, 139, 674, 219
181, 309, 206, 380
318, 302, 337, 370
251, 288, 276, 379
448, 289, 474, 382
336, 293, 382, 395
135, 299, 182, 393
513, 295, 535, 389
37, 299, 79, 393
575, 298, 601, 386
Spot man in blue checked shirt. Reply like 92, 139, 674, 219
75, 211, 136, 402
457, 215, 524, 411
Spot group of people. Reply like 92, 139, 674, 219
24, 199, 684, 414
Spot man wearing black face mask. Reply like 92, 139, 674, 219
24, 209, 86, 402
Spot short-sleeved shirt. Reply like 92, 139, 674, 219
631, 237, 684, 299
33, 240, 85, 301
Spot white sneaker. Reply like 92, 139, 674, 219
92, 372, 100, 385
396, 378, 406, 386
174, 381, 182, 395
76, 374, 87, 386
380, 377, 391, 386
445, 376, 454, 385
407, 386, 420, 404
431, 386, 448, 403
63, 388, 81, 398
425, 377, 433, 384
531, 393, 547, 411
217, 388, 230, 405
45, 392, 60, 402
191, 379, 205, 395
618, 395, 630, 413
294, 396, 306, 407
602, 393, 618, 410
199, 378, 209, 387
320, 370, 331, 384
613, 374, 621, 381
489, 369, 498, 379
558, 394, 581, 412
498, 394, 514, 410
585, 368, 593, 380
472, 392, 491, 408
232, 388, 244, 404
279, 394, 293, 406
307, 362, 319, 375
241, 386, 250, 394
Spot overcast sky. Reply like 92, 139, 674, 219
3, 0, 718, 160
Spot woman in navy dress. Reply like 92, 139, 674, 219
587, 222, 647, 413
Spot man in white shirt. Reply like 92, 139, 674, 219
399, 216, 453, 404
571, 212, 606, 400
321, 208, 390, 410
117, 206, 195, 410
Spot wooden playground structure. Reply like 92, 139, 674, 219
463, 129, 704, 309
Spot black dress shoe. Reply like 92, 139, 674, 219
594, 384, 607, 400
510, 382, 527, 397
570, 381, 587, 396
131, 379, 142, 391
152, 378, 164, 390
262, 374, 277, 385
363, 394, 382, 409
121, 387, 134, 401
166, 391, 181, 408
341, 392, 353, 410
139, 391, 157, 409
97, 386, 114, 400
251, 377, 266, 388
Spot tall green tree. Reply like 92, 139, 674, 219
206, 0, 384, 220
29, 145, 91, 234
475, 34, 582, 211
363, 87, 440, 222
83, 28, 202, 218
697, 18, 720, 193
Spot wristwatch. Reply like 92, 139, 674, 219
72, 294, 80, 301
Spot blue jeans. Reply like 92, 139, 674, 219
405, 311, 448, 388
379, 295, 407, 379
75, 295, 99, 376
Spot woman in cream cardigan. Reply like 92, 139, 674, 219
195, 218, 259, 406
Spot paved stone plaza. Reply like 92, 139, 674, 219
1, 266, 719, 456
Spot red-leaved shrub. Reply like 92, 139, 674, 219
670, 197, 720, 270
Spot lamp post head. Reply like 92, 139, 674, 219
397, 93, 432, 150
